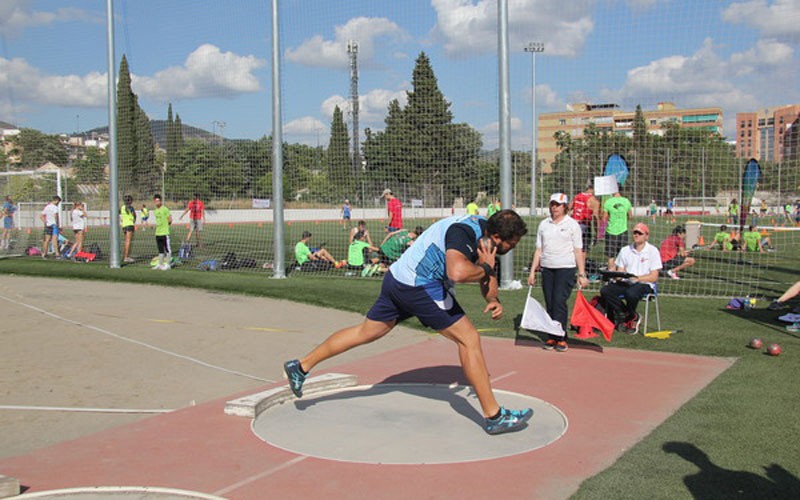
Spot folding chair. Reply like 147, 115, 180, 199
642, 283, 661, 334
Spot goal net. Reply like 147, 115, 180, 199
1, 1, 798, 299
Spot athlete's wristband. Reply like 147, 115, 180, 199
480, 263, 496, 279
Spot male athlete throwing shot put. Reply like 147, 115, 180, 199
284, 210, 532, 435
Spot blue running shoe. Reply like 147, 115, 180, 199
484, 407, 533, 435
284, 359, 306, 398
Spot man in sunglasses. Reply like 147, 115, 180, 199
600, 222, 662, 334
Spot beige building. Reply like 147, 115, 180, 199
538, 102, 723, 170
735, 104, 800, 162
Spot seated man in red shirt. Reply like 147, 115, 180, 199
659, 224, 696, 280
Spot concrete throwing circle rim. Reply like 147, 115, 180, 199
252, 383, 568, 465
14, 486, 227, 499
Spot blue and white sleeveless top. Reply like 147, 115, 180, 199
391, 214, 484, 287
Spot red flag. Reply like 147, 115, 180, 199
570, 290, 615, 342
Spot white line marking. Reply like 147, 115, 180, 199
491, 371, 517, 383
213, 455, 308, 496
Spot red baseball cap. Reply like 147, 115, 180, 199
633, 222, 649, 235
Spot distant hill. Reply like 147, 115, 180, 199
86, 120, 219, 147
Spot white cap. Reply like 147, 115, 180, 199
381, 188, 392, 196
549, 193, 569, 205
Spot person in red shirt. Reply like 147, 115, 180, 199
659, 224, 696, 280
383, 188, 403, 232
180, 193, 206, 247
570, 184, 599, 253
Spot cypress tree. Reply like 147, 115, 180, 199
115, 54, 158, 196
327, 105, 352, 201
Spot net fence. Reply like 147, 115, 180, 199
0, 0, 798, 298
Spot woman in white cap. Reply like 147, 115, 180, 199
528, 192, 588, 352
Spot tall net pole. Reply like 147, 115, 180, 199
105, 0, 120, 268
271, 0, 286, 278
497, 0, 514, 287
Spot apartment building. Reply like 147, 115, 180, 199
538, 102, 723, 171
735, 105, 800, 162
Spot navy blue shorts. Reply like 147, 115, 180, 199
367, 271, 465, 331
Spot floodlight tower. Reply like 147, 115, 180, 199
525, 41, 544, 216
347, 40, 360, 174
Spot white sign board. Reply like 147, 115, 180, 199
252, 198, 271, 209
411, 199, 424, 208
594, 175, 619, 196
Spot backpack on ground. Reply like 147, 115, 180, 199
220, 252, 237, 270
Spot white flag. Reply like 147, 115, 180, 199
520, 287, 565, 336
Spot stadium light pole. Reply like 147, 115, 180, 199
525, 42, 544, 217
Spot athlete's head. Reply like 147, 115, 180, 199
485, 209, 527, 255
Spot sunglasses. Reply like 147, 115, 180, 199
633, 230, 646, 236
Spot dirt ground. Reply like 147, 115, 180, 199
0, 275, 429, 460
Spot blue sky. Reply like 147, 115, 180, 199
1, 0, 798, 150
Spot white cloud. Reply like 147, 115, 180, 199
321, 87, 408, 128
722, 0, 800, 39
480, 116, 526, 149
283, 116, 329, 145
0, 0, 99, 38
524, 83, 564, 110
285, 17, 407, 69
603, 37, 799, 137
430, 0, 594, 58
134, 44, 265, 101
729, 38, 794, 76
0, 56, 107, 107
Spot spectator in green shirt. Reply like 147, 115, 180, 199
295, 231, 342, 271
742, 225, 772, 253
708, 225, 733, 251
152, 194, 172, 270
348, 231, 384, 276
379, 226, 423, 264
602, 190, 632, 270
487, 197, 501, 218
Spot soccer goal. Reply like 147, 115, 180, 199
672, 197, 725, 216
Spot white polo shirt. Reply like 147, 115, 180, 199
615, 242, 662, 290
536, 215, 582, 269
42, 203, 59, 227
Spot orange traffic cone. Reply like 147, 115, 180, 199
698, 235, 705, 246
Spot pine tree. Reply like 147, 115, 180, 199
362, 52, 481, 201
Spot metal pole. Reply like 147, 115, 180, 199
497, 0, 513, 287
525, 42, 544, 216
701, 147, 706, 214
105, 0, 120, 268
271, 0, 286, 278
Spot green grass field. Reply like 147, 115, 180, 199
0, 241, 798, 497
0, 213, 800, 499
9, 212, 798, 299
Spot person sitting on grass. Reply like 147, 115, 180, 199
347, 230, 384, 276
707, 224, 734, 251
379, 226, 423, 265
659, 224, 695, 280
600, 222, 662, 335
295, 231, 343, 271
742, 225, 772, 253
349, 220, 373, 246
